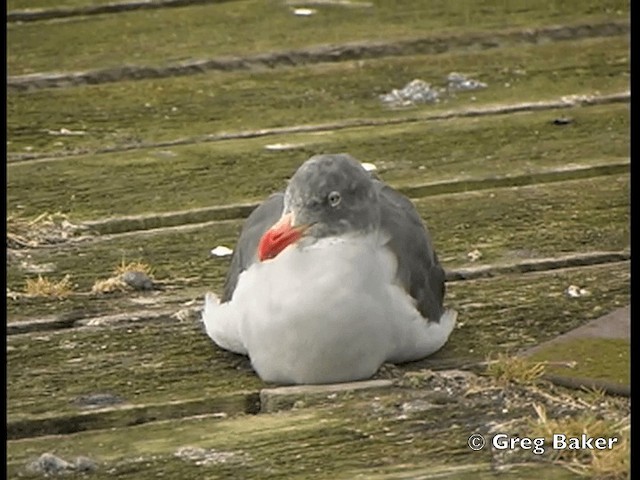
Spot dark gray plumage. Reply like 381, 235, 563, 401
221, 192, 284, 302
221, 153, 446, 322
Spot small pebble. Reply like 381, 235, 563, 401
121, 271, 154, 290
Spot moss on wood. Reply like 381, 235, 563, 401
529, 338, 630, 386
7, 262, 629, 427
7, 0, 628, 75
6, 172, 629, 321
7, 103, 629, 220
7, 35, 629, 156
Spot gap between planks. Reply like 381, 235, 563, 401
7, 0, 230, 23
7, 391, 261, 441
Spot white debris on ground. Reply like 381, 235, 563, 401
173, 299, 203, 323
467, 249, 483, 262
360, 162, 377, 172
18, 260, 57, 274
380, 79, 442, 107
46, 127, 86, 136
286, 0, 373, 7
565, 285, 590, 298
292, 8, 317, 15
446, 72, 488, 92
173, 307, 201, 322
264, 143, 306, 151
174, 446, 248, 466
26, 453, 97, 475
210, 246, 234, 257
380, 73, 488, 108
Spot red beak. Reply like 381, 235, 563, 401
258, 213, 309, 261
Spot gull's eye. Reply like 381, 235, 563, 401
327, 191, 341, 207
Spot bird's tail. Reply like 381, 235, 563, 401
202, 292, 248, 355
202, 292, 221, 338
440, 308, 457, 331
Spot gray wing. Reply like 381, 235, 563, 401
221, 192, 284, 302
376, 181, 446, 322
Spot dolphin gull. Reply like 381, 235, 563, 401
203, 153, 457, 384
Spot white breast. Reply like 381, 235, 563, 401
203, 234, 456, 384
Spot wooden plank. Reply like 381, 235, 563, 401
6, 103, 630, 220
7, 22, 629, 92
7, 0, 628, 75
75, 159, 629, 235
9, 405, 492, 479
7, 35, 629, 157
7, 318, 262, 426
7, 3, 630, 478
7, 261, 630, 436
8, 287, 629, 479
6, 172, 629, 318
8, 397, 587, 480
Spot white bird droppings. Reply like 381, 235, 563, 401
293, 8, 317, 16
361, 162, 377, 172
211, 246, 233, 257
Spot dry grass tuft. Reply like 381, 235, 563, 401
529, 404, 629, 479
24, 274, 74, 299
91, 258, 155, 294
484, 352, 546, 385
113, 259, 154, 278
91, 277, 129, 294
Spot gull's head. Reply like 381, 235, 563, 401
258, 153, 381, 261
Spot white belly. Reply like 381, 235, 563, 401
203, 235, 455, 384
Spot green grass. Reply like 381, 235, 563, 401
7, 0, 628, 75
7, 35, 629, 156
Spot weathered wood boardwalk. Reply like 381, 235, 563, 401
7, 1, 629, 478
